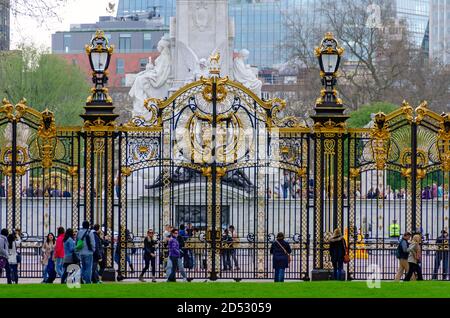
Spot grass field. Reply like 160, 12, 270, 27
0, 281, 450, 298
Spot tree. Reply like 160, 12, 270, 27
283, 0, 450, 113
0, 45, 90, 125
347, 101, 397, 128
1, 0, 67, 23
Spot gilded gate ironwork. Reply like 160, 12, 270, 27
1, 33, 449, 281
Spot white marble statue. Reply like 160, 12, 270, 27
233, 49, 262, 97
129, 35, 171, 120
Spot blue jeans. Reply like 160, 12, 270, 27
8, 264, 18, 284
165, 257, 186, 280
433, 251, 449, 279
80, 254, 93, 284
55, 258, 64, 277
332, 260, 344, 280
274, 268, 285, 282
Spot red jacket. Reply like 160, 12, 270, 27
54, 234, 65, 258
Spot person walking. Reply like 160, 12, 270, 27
270, 232, 291, 282
329, 228, 347, 281
139, 229, 158, 282
395, 232, 411, 281
61, 228, 78, 284
0, 229, 10, 283
404, 234, 424, 281
432, 230, 449, 280
41, 233, 56, 283
167, 228, 180, 282
6, 234, 18, 284
54, 227, 65, 278
76, 221, 96, 284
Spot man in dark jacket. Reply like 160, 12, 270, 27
270, 232, 292, 282
432, 230, 449, 280
395, 232, 411, 281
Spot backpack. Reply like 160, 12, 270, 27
75, 230, 92, 252
396, 239, 408, 259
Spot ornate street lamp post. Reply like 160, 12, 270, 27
80, 30, 118, 281
311, 33, 350, 280
311, 32, 348, 125
81, 30, 118, 124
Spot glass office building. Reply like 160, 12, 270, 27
395, 0, 429, 51
116, 0, 430, 67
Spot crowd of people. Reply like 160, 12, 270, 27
0, 183, 73, 198
357, 184, 449, 201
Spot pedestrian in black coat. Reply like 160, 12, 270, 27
270, 232, 291, 282
329, 228, 346, 280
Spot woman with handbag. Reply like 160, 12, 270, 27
61, 228, 78, 284
41, 233, 55, 283
270, 232, 292, 282
404, 234, 423, 281
329, 228, 348, 281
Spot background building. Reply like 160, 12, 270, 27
52, 15, 168, 87
395, 0, 429, 54
429, 0, 450, 63
0, 0, 10, 51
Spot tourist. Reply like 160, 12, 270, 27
394, 231, 411, 281
0, 229, 9, 281
229, 225, 240, 270
186, 223, 194, 237
6, 234, 18, 284
61, 228, 77, 284
329, 228, 346, 280
167, 228, 180, 282
97, 230, 109, 279
140, 229, 158, 282
76, 221, 96, 284
54, 227, 65, 278
41, 232, 56, 283
432, 230, 449, 280
115, 229, 135, 281
163, 224, 173, 278
221, 229, 233, 271
92, 224, 104, 284
175, 226, 188, 281
404, 234, 423, 281
270, 232, 291, 282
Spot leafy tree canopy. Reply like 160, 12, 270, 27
0, 45, 90, 126
347, 101, 398, 128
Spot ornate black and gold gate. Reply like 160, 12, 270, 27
1, 32, 449, 281
116, 61, 311, 280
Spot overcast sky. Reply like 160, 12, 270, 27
11, 0, 112, 49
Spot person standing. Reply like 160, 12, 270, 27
229, 225, 240, 270
395, 232, 411, 281
270, 232, 291, 282
76, 221, 96, 284
329, 228, 347, 281
91, 224, 103, 284
389, 220, 400, 239
0, 229, 10, 283
404, 234, 424, 281
61, 228, 77, 284
6, 234, 18, 284
432, 230, 449, 280
54, 227, 65, 278
139, 229, 158, 282
167, 228, 180, 282
221, 229, 233, 271
163, 224, 173, 279
41, 233, 56, 283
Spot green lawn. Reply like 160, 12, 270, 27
1, 281, 450, 298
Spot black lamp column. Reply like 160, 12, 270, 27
81, 30, 119, 282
